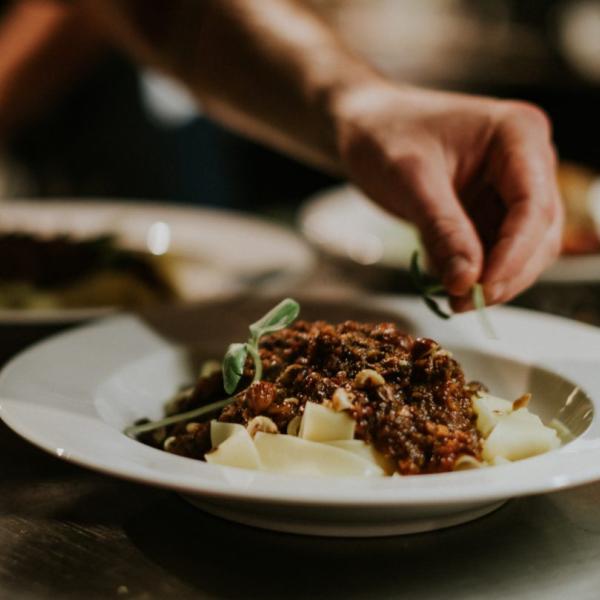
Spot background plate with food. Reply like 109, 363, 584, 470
0, 199, 315, 324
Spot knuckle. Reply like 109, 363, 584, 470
514, 194, 556, 226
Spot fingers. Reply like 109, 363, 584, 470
447, 101, 563, 313
398, 156, 484, 296
472, 104, 562, 305
450, 209, 562, 312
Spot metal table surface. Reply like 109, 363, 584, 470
2, 282, 600, 599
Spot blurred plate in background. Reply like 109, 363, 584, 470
0, 200, 315, 324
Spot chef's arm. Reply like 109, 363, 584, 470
79, 0, 563, 308
0, 0, 108, 139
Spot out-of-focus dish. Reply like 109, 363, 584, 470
300, 165, 600, 283
0, 200, 314, 323
0, 296, 596, 536
0, 232, 175, 311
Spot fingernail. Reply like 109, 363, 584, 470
487, 281, 506, 303
443, 256, 473, 293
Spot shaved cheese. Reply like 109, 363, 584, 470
473, 393, 513, 437
483, 410, 561, 462
299, 401, 355, 442
210, 421, 246, 448
254, 432, 383, 477
205, 429, 262, 469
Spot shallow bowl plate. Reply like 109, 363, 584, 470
0, 296, 599, 537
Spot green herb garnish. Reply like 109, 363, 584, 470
124, 298, 300, 438
223, 297, 300, 394
472, 283, 498, 339
409, 251, 451, 319
410, 250, 497, 338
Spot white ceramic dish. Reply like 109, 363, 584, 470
0, 296, 598, 537
300, 185, 600, 283
0, 199, 314, 323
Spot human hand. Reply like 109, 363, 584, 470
332, 82, 563, 310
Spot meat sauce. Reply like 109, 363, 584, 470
145, 320, 484, 475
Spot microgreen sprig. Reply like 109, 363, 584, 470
124, 298, 300, 438
409, 251, 451, 319
472, 282, 498, 339
410, 250, 497, 338
223, 297, 300, 394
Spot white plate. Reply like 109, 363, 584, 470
0, 199, 314, 323
0, 296, 598, 537
300, 185, 600, 283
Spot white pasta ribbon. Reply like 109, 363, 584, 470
473, 394, 513, 437
205, 428, 262, 470
299, 401, 356, 442
210, 421, 246, 448
254, 432, 384, 477
482, 408, 561, 462
473, 393, 562, 465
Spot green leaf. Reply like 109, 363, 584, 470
423, 295, 451, 320
472, 284, 498, 339
222, 342, 248, 394
249, 297, 300, 339
409, 250, 425, 292
411, 251, 452, 320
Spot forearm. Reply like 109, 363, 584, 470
0, 0, 108, 140
79, 0, 382, 171
79, 0, 562, 306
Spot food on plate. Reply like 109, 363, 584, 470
128, 299, 562, 477
0, 232, 175, 309
559, 163, 600, 255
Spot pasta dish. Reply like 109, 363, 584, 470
128, 299, 562, 477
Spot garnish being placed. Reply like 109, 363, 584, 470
410, 251, 497, 338
127, 299, 562, 477
223, 298, 300, 394
472, 282, 498, 340
124, 298, 300, 438
409, 251, 450, 319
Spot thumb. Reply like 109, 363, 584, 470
407, 170, 483, 297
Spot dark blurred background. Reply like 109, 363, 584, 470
0, 0, 599, 213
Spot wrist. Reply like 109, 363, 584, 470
321, 75, 411, 173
